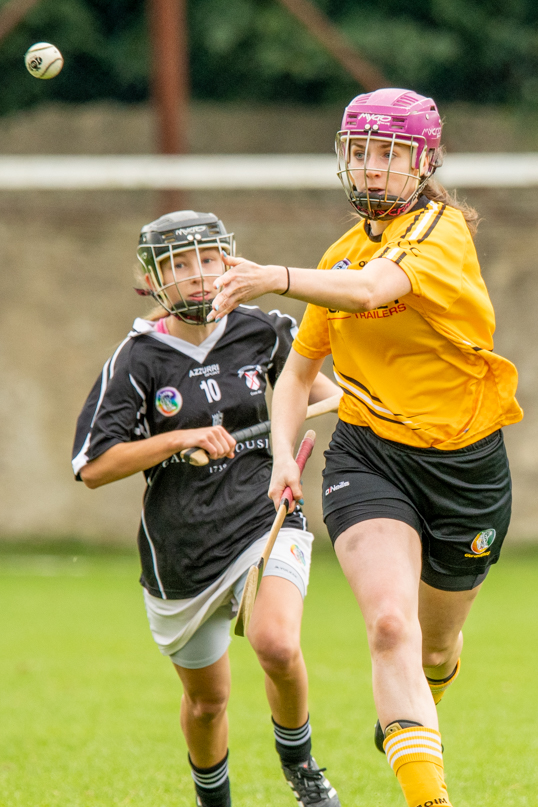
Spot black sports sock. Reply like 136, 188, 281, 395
272, 715, 312, 766
189, 751, 231, 807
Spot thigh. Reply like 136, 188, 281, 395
419, 579, 481, 652
262, 526, 313, 597
334, 518, 423, 628
174, 650, 231, 703
247, 575, 304, 647
234, 526, 312, 647
169, 603, 234, 670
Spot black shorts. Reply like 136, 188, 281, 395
322, 421, 512, 592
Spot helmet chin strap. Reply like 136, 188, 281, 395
352, 177, 428, 222
169, 298, 216, 326
133, 288, 214, 325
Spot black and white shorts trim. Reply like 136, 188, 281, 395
322, 421, 512, 591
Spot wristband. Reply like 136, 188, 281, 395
280, 266, 291, 296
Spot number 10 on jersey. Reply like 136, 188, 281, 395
200, 379, 222, 403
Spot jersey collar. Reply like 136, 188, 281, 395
131, 316, 229, 363
364, 194, 431, 242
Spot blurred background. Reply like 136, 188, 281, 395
1, 0, 538, 546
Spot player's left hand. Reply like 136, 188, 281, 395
207, 255, 288, 321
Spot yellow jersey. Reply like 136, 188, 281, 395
293, 198, 523, 449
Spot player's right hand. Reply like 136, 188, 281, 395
207, 255, 288, 321
268, 455, 303, 511
179, 426, 236, 460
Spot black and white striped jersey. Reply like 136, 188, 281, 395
72, 306, 306, 599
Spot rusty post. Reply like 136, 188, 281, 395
148, 0, 189, 213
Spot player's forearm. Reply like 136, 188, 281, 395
271, 353, 322, 461
80, 425, 237, 488
279, 266, 376, 312
80, 432, 187, 488
308, 371, 341, 404
271, 380, 308, 462
211, 255, 411, 319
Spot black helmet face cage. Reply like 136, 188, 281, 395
138, 232, 234, 325
336, 130, 432, 221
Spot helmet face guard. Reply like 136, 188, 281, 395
136, 211, 234, 325
335, 88, 443, 221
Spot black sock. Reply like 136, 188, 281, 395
272, 715, 312, 766
189, 751, 231, 807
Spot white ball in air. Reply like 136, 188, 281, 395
24, 42, 64, 79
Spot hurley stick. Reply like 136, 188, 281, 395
234, 429, 316, 637
181, 393, 339, 467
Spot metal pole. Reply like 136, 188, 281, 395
148, 0, 189, 212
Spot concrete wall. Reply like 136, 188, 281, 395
1, 103, 537, 545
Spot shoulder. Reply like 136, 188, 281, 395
232, 305, 297, 335
105, 319, 161, 376
386, 199, 468, 245
318, 220, 366, 269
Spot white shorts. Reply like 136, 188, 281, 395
143, 527, 313, 669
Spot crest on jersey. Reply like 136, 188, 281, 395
470, 529, 496, 555
155, 387, 183, 417
330, 258, 351, 271
237, 365, 263, 391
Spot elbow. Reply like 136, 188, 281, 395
348, 291, 376, 313
79, 466, 104, 489
83, 477, 101, 490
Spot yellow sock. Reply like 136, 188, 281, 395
426, 659, 461, 705
383, 724, 452, 807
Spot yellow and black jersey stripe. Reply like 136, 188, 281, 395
293, 197, 522, 449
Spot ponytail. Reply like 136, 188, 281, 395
144, 305, 168, 322
423, 177, 480, 238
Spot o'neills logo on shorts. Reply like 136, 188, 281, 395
325, 481, 350, 496
465, 528, 496, 558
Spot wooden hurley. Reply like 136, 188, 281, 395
234, 429, 316, 637
181, 394, 339, 467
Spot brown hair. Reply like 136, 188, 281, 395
422, 177, 480, 238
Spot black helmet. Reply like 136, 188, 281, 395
136, 210, 234, 325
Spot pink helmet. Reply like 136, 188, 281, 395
336, 88, 443, 220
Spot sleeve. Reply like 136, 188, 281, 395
265, 309, 299, 387
71, 344, 149, 479
293, 303, 331, 360
373, 204, 468, 312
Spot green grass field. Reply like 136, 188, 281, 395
0, 545, 537, 807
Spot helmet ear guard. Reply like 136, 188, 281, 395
135, 210, 235, 325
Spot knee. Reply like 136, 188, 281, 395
250, 629, 301, 677
369, 611, 413, 655
184, 692, 228, 725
